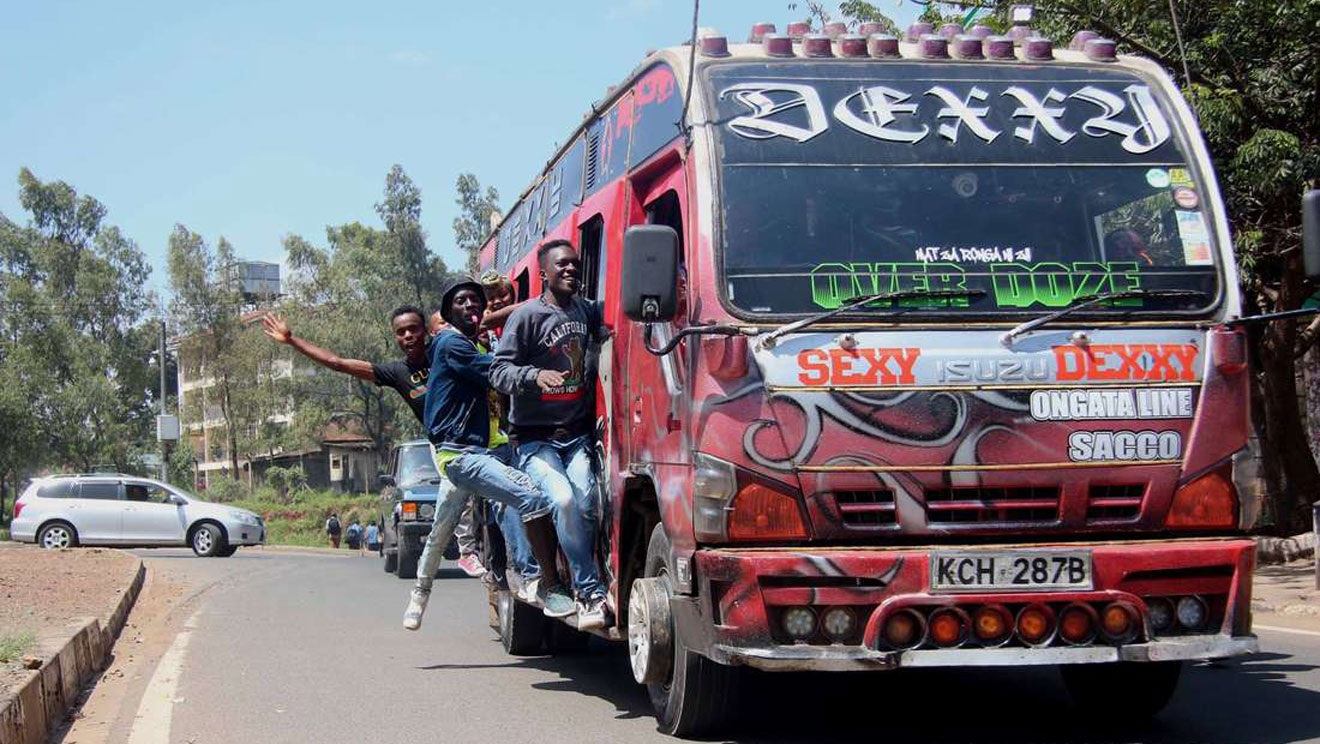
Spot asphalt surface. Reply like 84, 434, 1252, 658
63, 548, 1320, 743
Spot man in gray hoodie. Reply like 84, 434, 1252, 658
491, 239, 609, 630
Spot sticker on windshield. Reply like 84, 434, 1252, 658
913, 246, 1033, 263
809, 261, 1143, 310
1175, 211, 1214, 266
1169, 168, 1193, 187
1145, 168, 1171, 188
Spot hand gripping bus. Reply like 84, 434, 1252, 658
478, 22, 1320, 737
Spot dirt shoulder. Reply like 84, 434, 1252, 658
0, 543, 140, 699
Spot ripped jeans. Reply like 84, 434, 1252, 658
416, 443, 549, 591
517, 435, 604, 600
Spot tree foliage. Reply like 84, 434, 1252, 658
0, 169, 158, 519
278, 166, 453, 459
452, 173, 500, 275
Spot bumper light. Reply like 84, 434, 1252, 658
1176, 595, 1208, 631
928, 607, 969, 648
820, 607, 856, 642
972, 604, 1013, 646
1166, 467, 1237, 529
1146, 597, 1175, 633
883, 609, 926, 650
782, 606, 817, 641
1100, 602, 1139, 643
1058, 603, 1098, 645
1016, 604, 1056, 646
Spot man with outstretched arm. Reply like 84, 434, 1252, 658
403, 277, 577, 630
491, 239, 609, 630
263, 306, 487, 578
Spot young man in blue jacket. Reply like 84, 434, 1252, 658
403, 278, 576, 630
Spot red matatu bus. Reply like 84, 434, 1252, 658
477, 19, 1320, 738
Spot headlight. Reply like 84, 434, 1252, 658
693, 453, 737, 542
227, 510, 260, 525
419, 503, 436, 520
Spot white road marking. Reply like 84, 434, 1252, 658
1255, 624, 1320, 638
127, 611, 200, 744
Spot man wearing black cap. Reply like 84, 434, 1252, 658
403, 277, 576, 629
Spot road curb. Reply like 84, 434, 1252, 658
0, 555, 145, 744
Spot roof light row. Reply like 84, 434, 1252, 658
705, 23, 1118, 62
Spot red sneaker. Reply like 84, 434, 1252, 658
457, 554, 486, 578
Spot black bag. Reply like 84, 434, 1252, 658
327, 516, 341, 535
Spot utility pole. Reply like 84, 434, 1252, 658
156, 317, 180, 483
160, 318, 169, 482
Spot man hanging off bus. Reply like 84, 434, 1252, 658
403, 276, 577, 629
491, 239, 610, 630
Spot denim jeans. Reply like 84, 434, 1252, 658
495, 502, 539, 581
518, 435, 604, 599
454, 497, 478, 557
416, 443, 549, 589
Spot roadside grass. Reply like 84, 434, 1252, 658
0, 527, 9, 542
229, 490, 386, 548
0, 632, 35, 663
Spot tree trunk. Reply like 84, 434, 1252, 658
1256, 255, 1320, 533
1306, 345, 1320, 471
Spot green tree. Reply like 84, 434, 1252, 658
0, 169, 157, 516
167, 228, 288, 483
376, 165, 448, 309
838, 0, 1320, 531
452, 173, 500, 275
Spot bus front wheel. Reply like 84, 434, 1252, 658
640, 524, 738, 738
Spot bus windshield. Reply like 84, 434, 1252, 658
705, 61, 1221, 317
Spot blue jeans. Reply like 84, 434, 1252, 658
518, 435, 604, 599
416, 443, 549, 589
496, 502, 539, 580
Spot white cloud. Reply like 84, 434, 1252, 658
607, 0, 659, 21
389, 50, 432, 65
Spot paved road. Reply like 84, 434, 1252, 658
60, 548, 1320, 743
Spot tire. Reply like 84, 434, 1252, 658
216, 545, 238, 558
497, 588, 546, 655
383, 549, 398, 574
1061, 661, 1183, 720
191, 523, 226, 557
397, 542, 419, 580
37, 522, 79, 550
546, 621, 592, 654
641, 524, 738, 737
443, 535, 460, 562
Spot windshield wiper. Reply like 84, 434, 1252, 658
998, 289, 1208, 347
758, 288, 986, 350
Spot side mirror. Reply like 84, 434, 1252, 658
169, 494, 186, 506
377, 473, 395, 488
622, 225, 679, 323
1304, 190, 1320, 280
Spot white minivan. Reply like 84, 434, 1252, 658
10, 474, 265, 557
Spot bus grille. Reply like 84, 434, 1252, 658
833, 490, 897, 527
923, 487, 1059, 524
1086, 484, 1145, 521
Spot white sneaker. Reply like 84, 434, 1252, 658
576, 596, 609, 631
517, 577, 540, 605
403, 587, 430, 631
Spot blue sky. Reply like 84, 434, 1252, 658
1, 1, 921, 294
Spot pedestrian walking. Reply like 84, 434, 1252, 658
326, 513, 342, 549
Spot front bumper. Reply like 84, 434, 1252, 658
678, 537, 1256, 673
226, 520, 266, 546
397, 520, 433, 553
713, 634, 1258, 672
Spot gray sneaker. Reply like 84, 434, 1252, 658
577, 596, 609, 631
538, 583, 576, 618
403, 587, 430, 631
